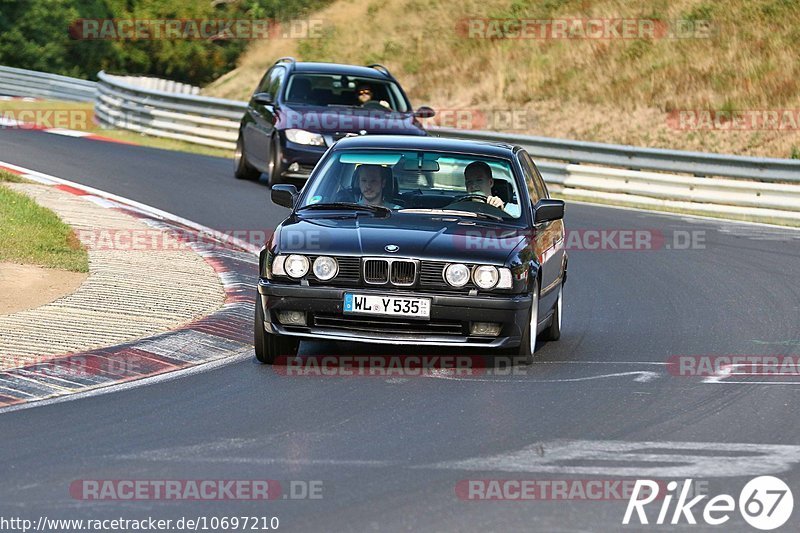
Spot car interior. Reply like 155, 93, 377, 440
286, 75, 399, 110
321, 157, 520, 217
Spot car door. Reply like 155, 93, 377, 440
519, 150, 564, 314
245, 66, 285, 168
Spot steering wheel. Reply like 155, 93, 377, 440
450, 194, 488, 204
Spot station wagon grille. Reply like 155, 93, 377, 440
363, 258, 417, 286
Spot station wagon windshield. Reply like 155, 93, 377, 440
300, 150, 524, 221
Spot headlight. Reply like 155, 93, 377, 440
313, 256, 338, 281
444, 263, 470, 287
472, 265, 499, 289
284, 254, 309, 278
497, 267, 513, 289
271, 254, 287, 276
285, 129, 325, 146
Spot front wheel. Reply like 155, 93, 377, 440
266, 136, 285, 186
254, 294, 299, 364
234, 134, 260, 180
541, 285, 563, 341
509, 283, 539, 365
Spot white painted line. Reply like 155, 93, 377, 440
424, 439, 800, 478
16, 173, 57, 185
83, 195, 122, 209
426, 370, 661, 383
44, 128, 92, 138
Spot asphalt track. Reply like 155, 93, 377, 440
1, 129, 800, 531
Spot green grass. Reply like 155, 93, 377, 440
0, 171, 89, 272
0, 169, 26, 183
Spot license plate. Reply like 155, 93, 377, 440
344, 293, 431, 318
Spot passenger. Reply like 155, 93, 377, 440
356, 165, 401, 209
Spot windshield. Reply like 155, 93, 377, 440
299, 150, 525, 221
284, 74, 408, 112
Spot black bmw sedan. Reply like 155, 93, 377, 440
256, 135, 567, 364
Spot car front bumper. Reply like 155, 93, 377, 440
257, 280, 531, 348
281, 140, 326, 178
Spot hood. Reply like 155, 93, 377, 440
278, 104, 427, 136
276, 212, 528, 265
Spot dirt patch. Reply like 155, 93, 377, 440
0, 262, 87, 315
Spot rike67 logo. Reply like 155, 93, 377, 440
623, 476, 793, 530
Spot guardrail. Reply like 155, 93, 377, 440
434, 128, 800, 183
105, 75, 200, 95
0, 66, 96, 102
1, 65, 799, 225
94, 71, 246, 150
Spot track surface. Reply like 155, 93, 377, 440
1, 129, 800, 531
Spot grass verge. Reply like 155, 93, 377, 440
0, 170, 89, 272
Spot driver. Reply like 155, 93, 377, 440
357, 165, 401, 209
463, 161, 506, 211
356, 84, 390, 110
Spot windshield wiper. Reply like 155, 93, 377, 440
398, 208, 503, 222
297, 202, 391, 215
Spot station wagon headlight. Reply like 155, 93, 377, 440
284, 254, 310, 278
473, 265, 499, 289
313, 256, 338, 281
285, 128, 325, 146
444, 263, 470, 288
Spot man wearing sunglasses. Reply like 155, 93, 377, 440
356, 83, 390, 110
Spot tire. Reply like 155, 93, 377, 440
510, 282, 539, 365
234, 134, 260, 181
541, 284, 563, 341
254, 293, 299, 364
266, 136, 285, 186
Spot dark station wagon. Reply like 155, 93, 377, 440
255, 135, 567, 364
235, 58, 433, 185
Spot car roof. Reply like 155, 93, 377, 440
332, 135, 519, 158
290, 62, 392, 79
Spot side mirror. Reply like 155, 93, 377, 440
253, 92, 273, 105
271, 184, 298, 209
533, 199, 565, 224
414, 106, 436, 118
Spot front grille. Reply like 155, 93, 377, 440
364, 259, 389, 284
314, 314, 463, 336
419, 261, 448, 286
391, 261, 416, 286
363, 258, 417, 286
